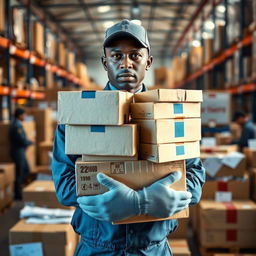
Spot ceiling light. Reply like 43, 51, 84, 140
97, 6, 111, 13
131, 19, 141, 26
192, 40, 201, 47
217, 5, 226, 13
202, 32, 210, 39
103, 21, 114, 28
205, 20, 215, 30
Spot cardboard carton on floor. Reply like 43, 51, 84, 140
82, 154, 138, 162
9, 220, 78, 256
198, 200, 256, 247
202, 175, 250, 200
65, 124, 137, 156
134, 89, 203, 103
58, 91, 133, 125
134, 118, 201, 144
75, 159, 188, 224
201, 152, 246, 177
140, 141, 200, 163
168, 218, 189, 239
168, 239, 191, 256
131, 102, 201, 119
22, 180, 70, 209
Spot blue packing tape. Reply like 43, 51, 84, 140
175, 121, 184, 137
173, 103, 183, 114
176, 145, 185, 156
81, 91, 96, 98
90, 125, 105, 132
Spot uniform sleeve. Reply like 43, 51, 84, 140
11, 125, 32, 147
185, 157, 205, 205
52, 124, 79, 207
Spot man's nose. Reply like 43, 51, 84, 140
120, 54, 132, 69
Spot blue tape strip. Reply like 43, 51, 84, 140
176, 145, 185, 156
81, 91, 96, 98
175, 121, 184, 138
173, 103, 183, 114
90, 125, 105, 133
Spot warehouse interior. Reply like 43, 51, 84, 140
1, 0, 256, 255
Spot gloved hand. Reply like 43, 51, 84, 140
138, 171, 192, 218
77, 171, 192, 222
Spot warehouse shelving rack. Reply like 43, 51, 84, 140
0, 0, 87, 120
172, 0, 256, 123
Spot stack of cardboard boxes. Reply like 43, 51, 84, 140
58, 89, 202, 227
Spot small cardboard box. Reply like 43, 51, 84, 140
168, 239, 191, 256
65, 124, 137, 156
202, 175, 250, 199
75, 159, 188, 224
134, 89, 203, 103
0, 163, 15, 185
82, 154, 138, 162
140, 141, 200, 163
134, 118, 201, 144
198, 200, 256, 247
168, 218, 189, 239
58, 91, 133, 125
22, 180, 69, 209
131, 102, 201, 119
38, 141, 53, 165
9, 220, 78, 256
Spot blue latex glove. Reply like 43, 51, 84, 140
77, 171, 192, 222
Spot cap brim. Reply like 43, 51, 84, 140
103, 31, 148, 49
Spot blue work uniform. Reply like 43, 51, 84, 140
237, 120, 255, 151
52, 83, 205, 255
9, 119, 32, 199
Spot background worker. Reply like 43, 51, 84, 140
9, 108, 33, 200
52, 20, 205, 255
232, 111, 255, 151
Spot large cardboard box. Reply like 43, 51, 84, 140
38, 141, 53, 165
131, 102, 201, 119
9, 220, 78, 256
201, 152, 246, 177
22, 180, 69, 209
202, 175, 250, 199
204, 38, 213, 64
76, 159, 188, 223
58, 42, 67, 68
168, 218, 189, 239
134, 118, 201, 144
58, 91, 132, 125
33, 21, 44, 57
168, 239, 191, 256
134, 89, 203, 103
12, 8, 26, 46
0, 173, 5, 210
67, 51, 76, 74
46, 32, 56, 62
154, 67, 173, 87
199, 200, 256, 247
82, 154, 138, 162
65, 124, 137, 156
140, 141, 200, 163
244, 148, 256, 168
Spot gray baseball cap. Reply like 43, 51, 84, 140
103, 19, 150, 52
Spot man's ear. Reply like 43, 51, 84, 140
101, 56, 108, 71
146, 56, 153, 70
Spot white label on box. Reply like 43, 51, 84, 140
201, 137, 216, 147
10, 242, 43, 256
201, 92, 231, 125
249, 139, 256, 149
203, 157, 222, 177
242, 205, 252, 209
222, 152, 244, 169
215, 192, 232, 202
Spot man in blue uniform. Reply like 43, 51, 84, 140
9, 108, 33, 200
232, 111, 255, 151
52, 20, 205, 255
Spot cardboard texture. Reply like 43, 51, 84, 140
0, 163, 15, 185
199, 200, 256, 247
82, 154, 138, 162
243, 147, 256, 168
9, 220, 78, 256
134, 118, 201, 144
202, 175, 250, 199
22, 180, 69, 209
131, 102, 201, 119
140, 141, 200, 163
75, 159, 188, 223
154, 67, 173, 87
168, 218, 188, 239
58, 91, 133, 125
33, 21, 44, 56
38, 141, 53, 165
201, 153, 246, 177
65, 124, 137, 156
172, 55, 187, 85
168, 239, 191, 256
134, 89, 203, 103
0, 0, 5, 32
12, 8, 26, 46
58, 42, 67, 68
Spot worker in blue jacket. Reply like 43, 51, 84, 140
9, 108, 33, 200
52, 20, 205, 255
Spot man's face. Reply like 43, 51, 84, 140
102, 38, 153, 93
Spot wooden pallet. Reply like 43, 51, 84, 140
200, 246, 256, 256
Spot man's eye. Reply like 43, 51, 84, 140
131, 53, 141, 59
112, 54, 121, 59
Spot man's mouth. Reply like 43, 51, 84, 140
117, 73, 135, 78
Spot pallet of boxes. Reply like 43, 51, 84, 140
58, 88, 202, 256
196, 144, 256, 256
